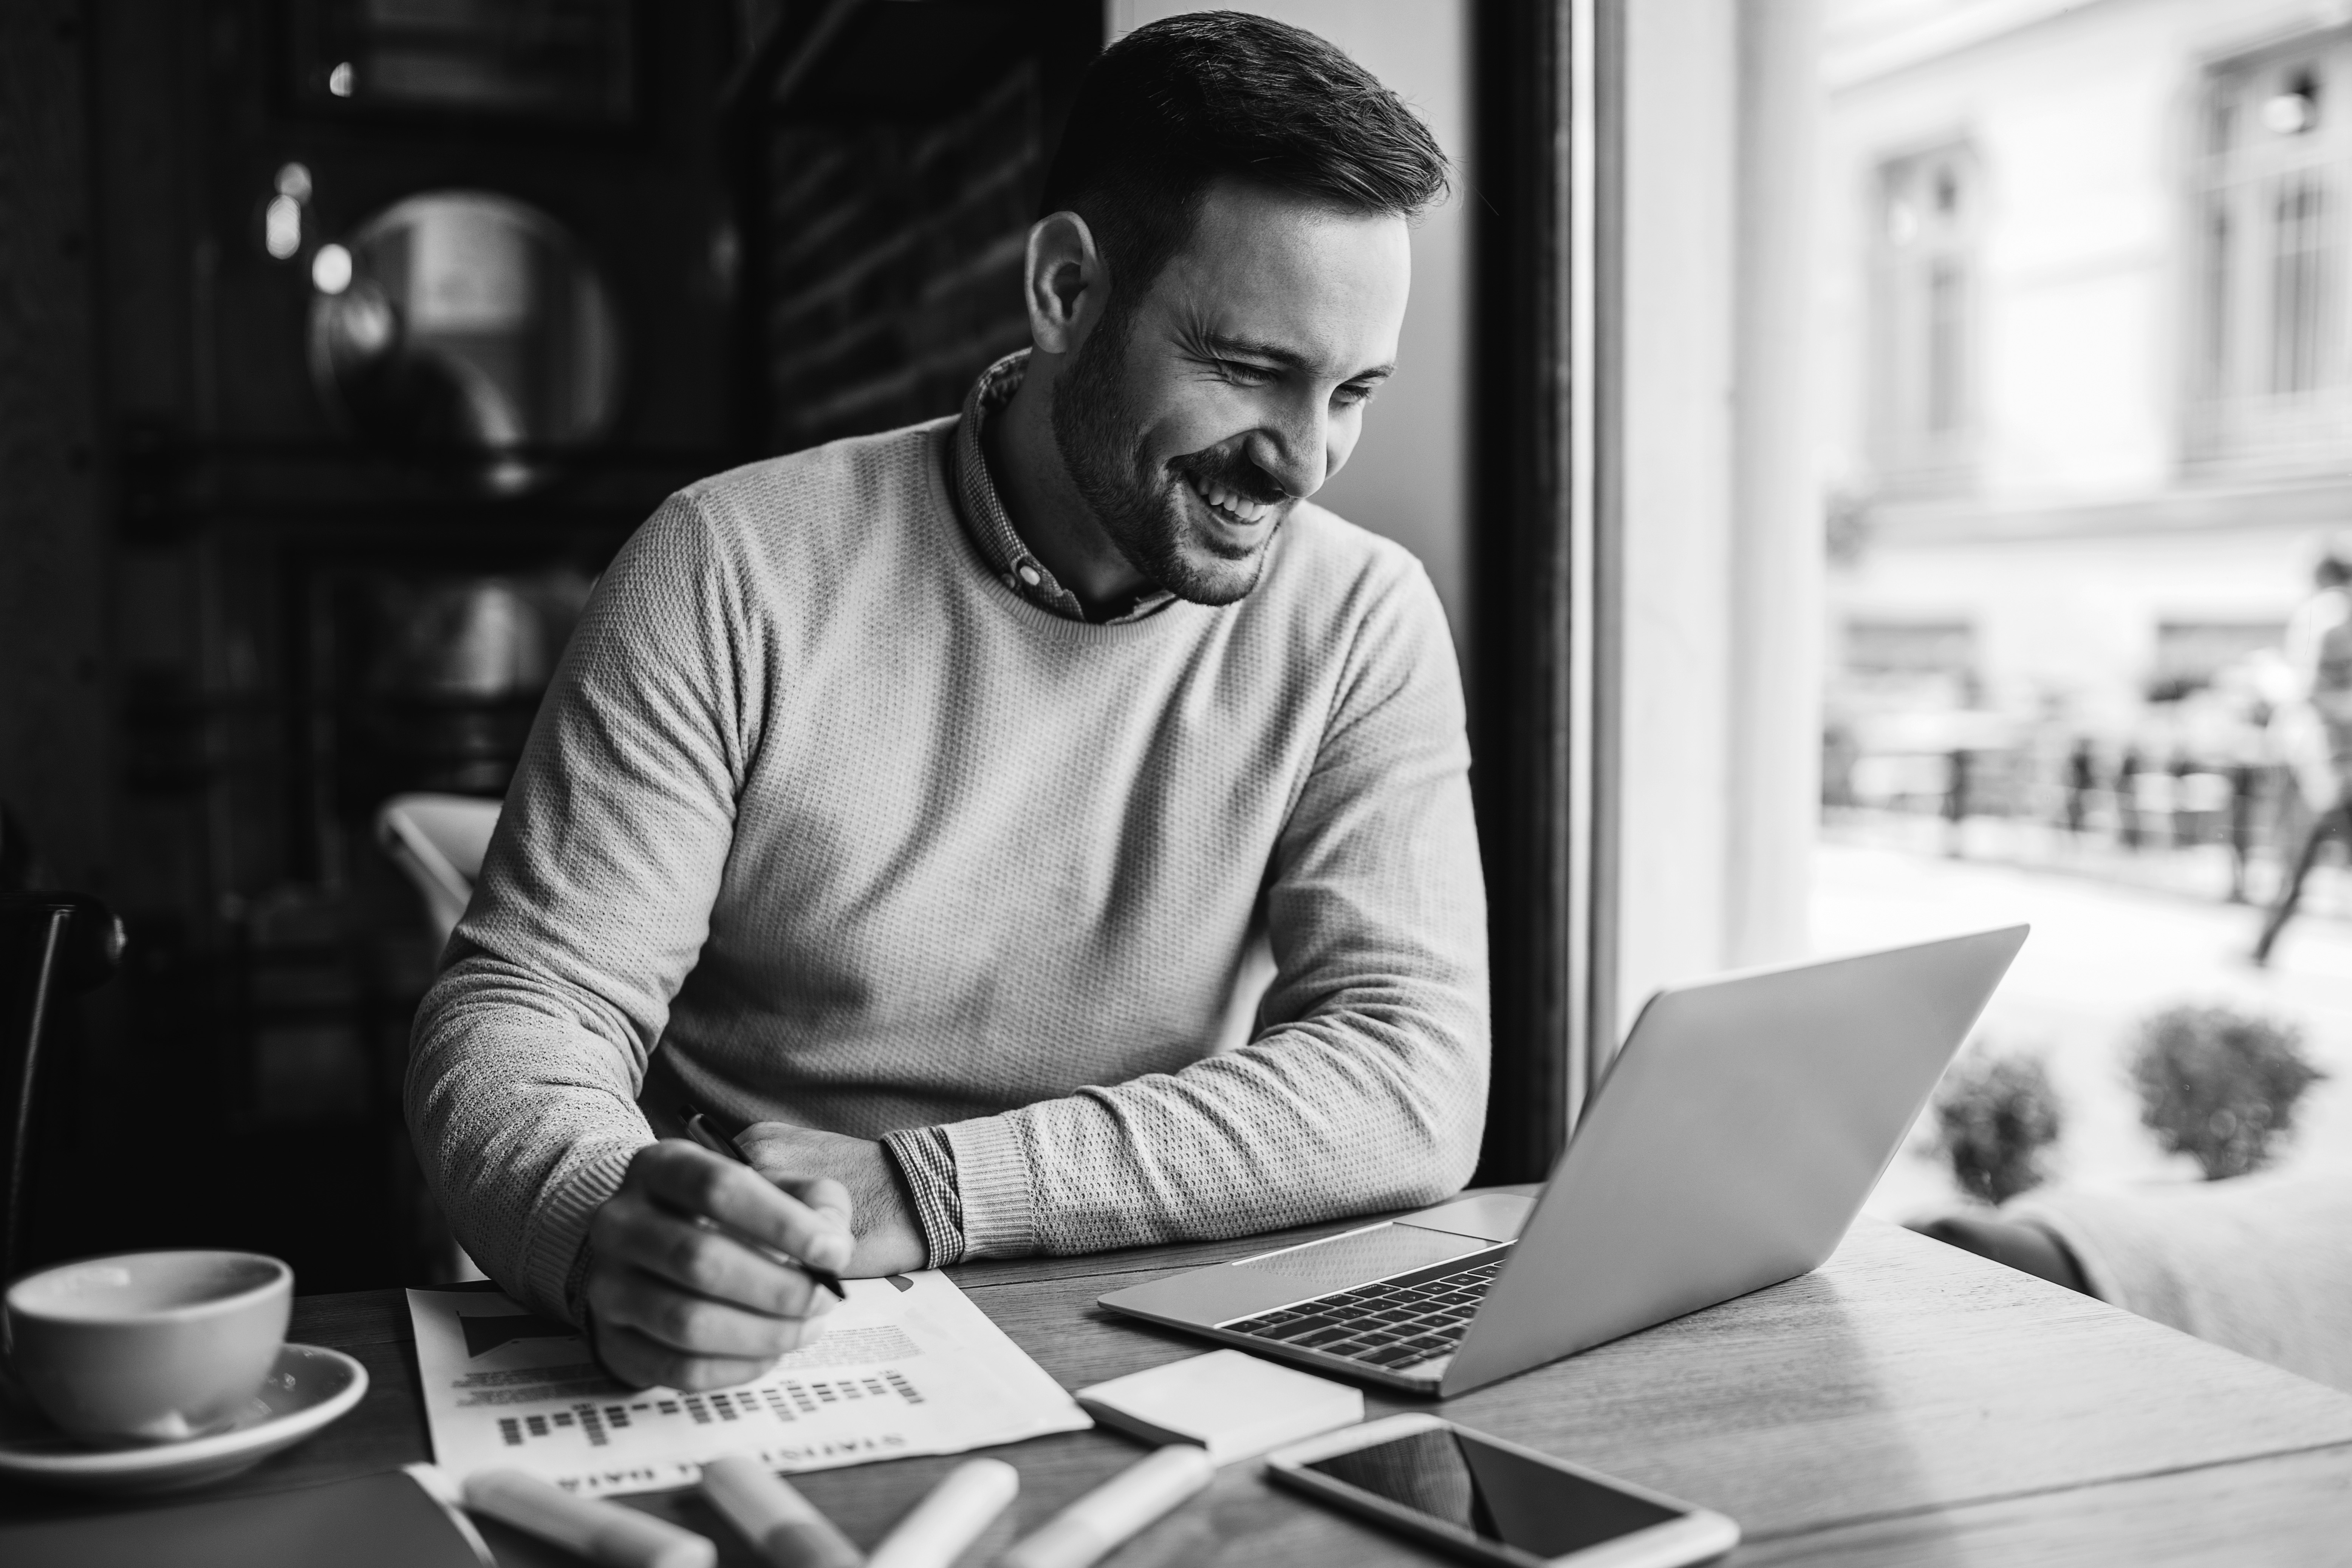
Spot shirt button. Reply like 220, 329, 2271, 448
1017, 564, 1042, 587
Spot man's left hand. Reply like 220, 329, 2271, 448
734, 1124, 927, 1276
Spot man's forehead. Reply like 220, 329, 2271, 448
1148, 180, 1410, 376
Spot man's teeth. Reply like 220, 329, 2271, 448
1191, 477, 1271, 523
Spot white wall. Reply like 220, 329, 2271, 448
1105, 1, 1473, 656
1614, 0, 1826, 1028
1832, 521, 2335, 735
1616, 0, 1741, 1022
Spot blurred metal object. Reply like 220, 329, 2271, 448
4, 894, 125, 1283
308, 192, 625, 495
291, 0, 637, 124
386, 580, 551, 700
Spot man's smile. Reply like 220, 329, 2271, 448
1187, 472, 1277, 526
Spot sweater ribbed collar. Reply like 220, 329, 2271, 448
950, 350, 1176, 625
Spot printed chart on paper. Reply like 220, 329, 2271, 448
408, 1272, 1089, 1496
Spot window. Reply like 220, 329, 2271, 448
1872, 145, 1979, 496
2190, 33, 2352, 472
1841, 619, 1977, 710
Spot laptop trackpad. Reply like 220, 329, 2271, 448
1233, 1223, 1489, 1294
1394, 1192, 1535, 1243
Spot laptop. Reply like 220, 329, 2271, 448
1099, 926, 2028, 1398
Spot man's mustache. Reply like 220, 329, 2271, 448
1169, 449, 1290, 507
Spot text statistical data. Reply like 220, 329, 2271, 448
408, 1273, 1088, 1497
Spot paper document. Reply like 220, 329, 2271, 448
407, 1273, 1089, 1497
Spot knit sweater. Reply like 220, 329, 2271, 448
2013, 1169, 2352, 1395
405, 414, 1490, 1324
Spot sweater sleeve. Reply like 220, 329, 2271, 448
882, 558, 1491, 1262
405, 492, 754, 1322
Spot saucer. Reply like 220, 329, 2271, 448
0, 1344, 368, 1493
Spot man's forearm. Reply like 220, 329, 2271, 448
888, 1007, 1488, 1265
407, 954, 656, 1321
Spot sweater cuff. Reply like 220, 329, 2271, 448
939, 1114, 1039, 1259
881, 1125, 965, 1267
521, 1142, 639, 1325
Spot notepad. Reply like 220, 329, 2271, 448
408, 1272, 1090, 1497
1075, 1349, 1362, 1464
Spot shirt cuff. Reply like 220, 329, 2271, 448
938, 1113, 1040, 1260
882, 1125, 965, 1267
519, 1141, 639, 1325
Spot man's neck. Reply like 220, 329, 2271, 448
986, 354, 1151, 620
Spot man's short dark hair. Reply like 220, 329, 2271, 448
1040, 12, 1450, 310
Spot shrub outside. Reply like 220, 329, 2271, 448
2129, 1004, 2327, 1180
1933, 1047, 2064, 1205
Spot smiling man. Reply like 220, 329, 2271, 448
407, 12, 1487, 1391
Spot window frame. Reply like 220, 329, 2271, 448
2187, 26, 2352, 478
1869, 140, 1981, 498
1470, 0, 1620, 1177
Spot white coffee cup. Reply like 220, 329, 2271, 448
3, 1250, 292, 1446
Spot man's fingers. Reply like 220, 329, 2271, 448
594, 1319, 780, 1393
586, 1265, 822, 1363
596, 1198, 828, 1318
637, 1141, 854, 1272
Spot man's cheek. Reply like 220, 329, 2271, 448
1136, 391, 1261, 467
1319, 408, 1366, 482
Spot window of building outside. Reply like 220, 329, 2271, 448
2191, 31, 2352, 473
1872, 144, 1977, 496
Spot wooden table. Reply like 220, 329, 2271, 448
7, 1212, 2352, 1565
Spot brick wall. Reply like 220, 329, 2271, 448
761, 59, 1044, 451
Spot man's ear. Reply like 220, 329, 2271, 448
1024, 210, 1105, 357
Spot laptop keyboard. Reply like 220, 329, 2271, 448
1220, 1254, 1506, 1370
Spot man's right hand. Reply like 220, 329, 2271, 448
583, 1140, 854, 1391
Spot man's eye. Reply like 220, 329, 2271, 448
1219, 360, 1275, 385
1333, 383, 1378, 409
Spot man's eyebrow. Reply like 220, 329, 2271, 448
1201, 332, 1395, 382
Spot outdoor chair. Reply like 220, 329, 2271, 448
375, 793, 502, 951
374, 793, 501, 1284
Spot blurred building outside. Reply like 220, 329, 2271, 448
1819, 0, 2352, 919
1820, 0, 2352, 1212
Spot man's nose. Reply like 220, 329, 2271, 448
1245, 401, 1328, 500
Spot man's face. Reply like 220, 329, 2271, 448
1052, 178, 1412, 606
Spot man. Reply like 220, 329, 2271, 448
2255, 544, 2352, 963
408, 13, 1487, 1393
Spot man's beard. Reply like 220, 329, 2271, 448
1050, 307, 1290, 608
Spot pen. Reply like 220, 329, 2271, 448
865, 1458, 1020, 1568
1000, 1445, 1215, 1568
466, 1468, 716, 1568
679, 1103, 848, 1301
699, 1455, 864, 1568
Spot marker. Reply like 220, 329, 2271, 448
464, 1468, 716, 1568
865, 1458, 1020, 1568
699, 1455, 864, 1568
679, 1103, 847, 1300
1000, 1446, 1215, 1568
